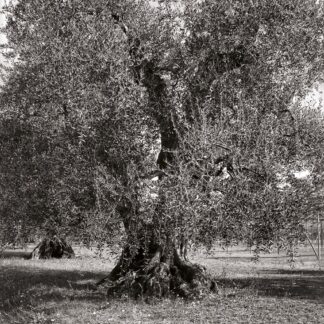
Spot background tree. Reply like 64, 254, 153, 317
0, 0, 324, 297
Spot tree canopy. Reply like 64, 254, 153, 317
1, 0, 324, 297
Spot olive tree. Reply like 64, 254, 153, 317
1, 0, 324, 297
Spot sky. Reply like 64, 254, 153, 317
0, 0, 7, 45
0, 0, 9, 70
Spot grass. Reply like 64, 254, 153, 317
0, 245, 323, 323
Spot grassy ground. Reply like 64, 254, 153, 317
0, 245, 323, 323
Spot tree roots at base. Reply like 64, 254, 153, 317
97, 248, 217, 300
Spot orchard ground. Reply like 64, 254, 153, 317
0, 244, 323, 324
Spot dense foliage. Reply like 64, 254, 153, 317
0, 0, 324, 260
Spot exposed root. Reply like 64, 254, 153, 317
97, 247, 217, 300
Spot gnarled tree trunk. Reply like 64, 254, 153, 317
29, 236, 75, 259
97, 223, 216, 299
96, 28, 216, 300
95, 10, 252, 299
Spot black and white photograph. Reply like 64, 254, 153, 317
0, 1, 323, 323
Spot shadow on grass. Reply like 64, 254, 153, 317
218, 269, 324, 303
0, 250, 31, 259
0, 262, 108, 312
1, 253, 323, 315
207, 255, 319, 260
260, 269, 324, 276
